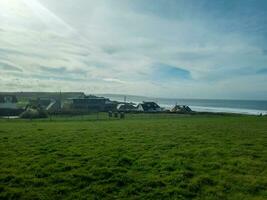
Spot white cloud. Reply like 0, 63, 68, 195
0, 0, 266, 99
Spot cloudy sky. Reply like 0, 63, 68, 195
0, 0, 267, 99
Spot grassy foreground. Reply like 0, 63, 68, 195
0, 115, 267, 199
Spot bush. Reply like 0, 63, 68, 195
20, 108, 48, 119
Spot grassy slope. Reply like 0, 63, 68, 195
0, 115, 267, 200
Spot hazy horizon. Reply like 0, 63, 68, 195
1, 91, 267, 102
1, 0, 267, 100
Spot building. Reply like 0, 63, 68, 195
117, 103, 137, 112
46, 99, 61, 113
171, 105, 192, 113
64, 95, 111, 112
137, 101, 162, 112
29, 97, 51, 109
28, 97, 60, 111
0, 95, 23, 116
0, 95, 18, 109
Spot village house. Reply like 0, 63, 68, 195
171, 105, 192, 113
0, 95, 18, 109
117, 103, 137, 112
0, 95, 23, 116
137, 101, 162, 112
64, 95, 113, 112
29, 97, 61, 112
29, 97, 51, 109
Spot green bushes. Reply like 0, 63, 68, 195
20, 108, 48, 119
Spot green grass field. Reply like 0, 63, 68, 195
0, 114, 267, 199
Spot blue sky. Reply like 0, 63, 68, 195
0, 0, 267, 99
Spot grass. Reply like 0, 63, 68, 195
0, 114, 267, 199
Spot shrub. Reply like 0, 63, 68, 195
20, 108, 48, 119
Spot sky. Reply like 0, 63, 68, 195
0, 0, 267, 100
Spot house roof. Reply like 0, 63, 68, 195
117, 103, 136, 110
139, 101, 160, 110
171, 105, 192, 112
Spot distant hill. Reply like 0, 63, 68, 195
97, 94, 155, 104
0, 92, 85, 101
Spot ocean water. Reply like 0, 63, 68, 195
154, 98, 267, 115
100, 94, 267, 115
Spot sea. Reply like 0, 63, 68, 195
100, 94, 267, 115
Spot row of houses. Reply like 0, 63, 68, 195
0, 94, 118, 115
0, 94, 192, 116
63, 97, 191, 113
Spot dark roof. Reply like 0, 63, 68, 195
0, 92, 85, 100
117, 103, 137, 110
171, 105, 192, 112
139, 101, 160, 111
